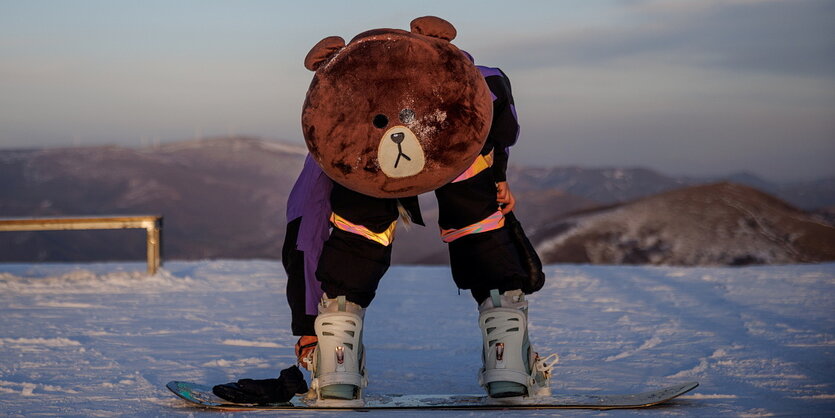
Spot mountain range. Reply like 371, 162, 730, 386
1, 137, 833, 266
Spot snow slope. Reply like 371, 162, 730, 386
0, 261, 833, 416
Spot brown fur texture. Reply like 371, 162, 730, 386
301, 16, 493, 198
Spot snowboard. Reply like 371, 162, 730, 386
166, 380, 699, 411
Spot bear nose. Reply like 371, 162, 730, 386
390, 132, 405, 144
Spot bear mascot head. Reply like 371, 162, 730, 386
301, 16, 493, 198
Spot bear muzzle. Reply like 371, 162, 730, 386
377, 126, 426, 178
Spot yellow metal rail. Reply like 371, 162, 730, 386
0, 215, 163, 274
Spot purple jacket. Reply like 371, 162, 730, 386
286, 154, 332, 315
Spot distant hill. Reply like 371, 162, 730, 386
0, 137, 305, 261
508, 166, 835, 211
532, 182, 835, 266
507, 166, 688, 205
1, 138, 833, 265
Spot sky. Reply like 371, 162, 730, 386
1, 0, 833, 182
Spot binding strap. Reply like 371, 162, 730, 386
330, 212, 397, 246
441, 210, 505, 243
452, 151, 493, 183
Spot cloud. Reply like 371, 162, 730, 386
473, 1, 835, 181
482, 0, 835, 78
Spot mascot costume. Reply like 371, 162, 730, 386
213, 16, 555, 405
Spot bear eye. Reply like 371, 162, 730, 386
399, 108, 415, 124
373, 114, 388, 129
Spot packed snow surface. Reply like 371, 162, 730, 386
0, 261, 833, 416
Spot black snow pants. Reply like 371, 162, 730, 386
315, 167, 528, 309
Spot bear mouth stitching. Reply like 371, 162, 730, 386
377, 126, 425, 179
390, 132, 412, 168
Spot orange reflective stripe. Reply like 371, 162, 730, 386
330, 212, 397, 246
452, 151, 494, 183
440, 211, 505, 243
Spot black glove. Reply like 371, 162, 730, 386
212, 365, 308, 404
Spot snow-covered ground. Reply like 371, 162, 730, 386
1, 260, 833, 416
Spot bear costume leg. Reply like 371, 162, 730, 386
313, 170, 549, 400
435, 168, 527, 302
315, 183, 400, 307
309, 184, 399, 401
435, 168, 554, 398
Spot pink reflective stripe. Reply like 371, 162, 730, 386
440, 211, 505, 243
452, 152, 493, 183
330, 212, 397, 246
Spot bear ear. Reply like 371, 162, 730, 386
304, 36, 346, 71
410, 16, 456, 41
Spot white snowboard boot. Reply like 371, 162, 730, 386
309, 295, 367, 402
478, 289, 559, 398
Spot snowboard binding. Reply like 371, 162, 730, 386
477, 289, 559, 398
308, 294, 368, 404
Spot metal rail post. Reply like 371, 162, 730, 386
0, 215, 164, 274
